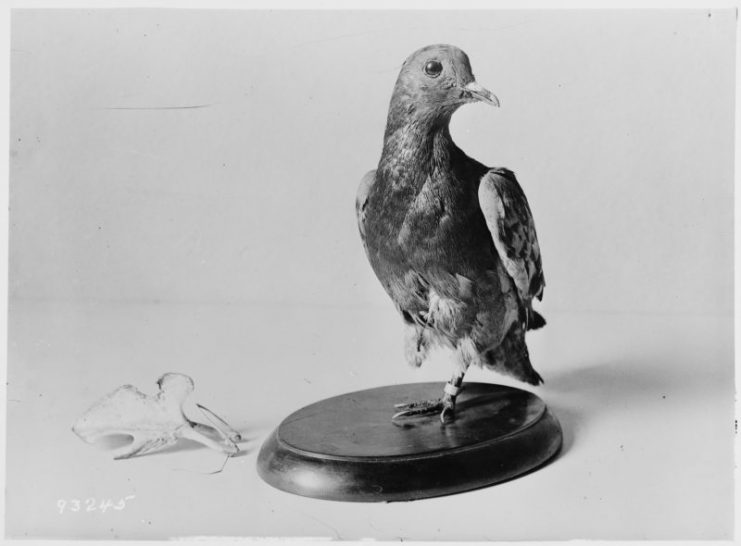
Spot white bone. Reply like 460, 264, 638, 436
72, 373, 240, 459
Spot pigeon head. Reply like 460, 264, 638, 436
388, 44, 499, 128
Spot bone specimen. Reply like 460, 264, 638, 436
72, 373, 241, 459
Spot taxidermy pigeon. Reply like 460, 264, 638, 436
356, 44, 545, 423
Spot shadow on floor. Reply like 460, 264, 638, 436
539, 352, 730, 457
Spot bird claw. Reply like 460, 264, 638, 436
391, 398, 456, 423
392, 399, 443, 420
440, 405, 455, 423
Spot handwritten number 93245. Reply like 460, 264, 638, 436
57, 495, 135, 515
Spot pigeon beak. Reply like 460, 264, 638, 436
463, 81, 500, 107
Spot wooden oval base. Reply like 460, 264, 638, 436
257, 382, 562, 502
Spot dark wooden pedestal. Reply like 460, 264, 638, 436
257, 382, 562, 502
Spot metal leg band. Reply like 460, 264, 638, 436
444, 382, 462, 397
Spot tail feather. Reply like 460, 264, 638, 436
527, 310, 546, 330
484, 325, 544, 386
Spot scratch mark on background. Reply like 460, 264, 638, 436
296, 511, 342, 540
100, 104, 214, 111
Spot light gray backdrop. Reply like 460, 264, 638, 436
10, 9, 735, 315
6, 9, 735, 540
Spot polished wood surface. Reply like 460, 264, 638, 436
258, 382, 563, 502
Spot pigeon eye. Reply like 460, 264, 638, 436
424, 60, 443, 78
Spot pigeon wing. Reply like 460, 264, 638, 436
355, 169, 377, 249
478, 168, 545, 303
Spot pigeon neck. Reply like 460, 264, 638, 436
383, 97, 453, 140
380, 111, 458, 179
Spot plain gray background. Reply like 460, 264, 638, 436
10, 9, 734, 314
6, 8, 736, 540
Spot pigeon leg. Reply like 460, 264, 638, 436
392, 373, 465, 423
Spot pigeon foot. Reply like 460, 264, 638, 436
392, 395, 456, 423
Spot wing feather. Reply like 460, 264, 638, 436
356, 169, 377, 248
478, 168, 545, 304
